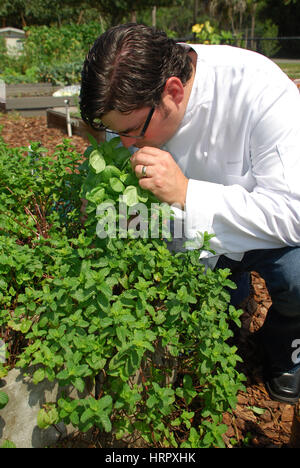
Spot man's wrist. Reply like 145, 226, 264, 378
177, 176, 188, 209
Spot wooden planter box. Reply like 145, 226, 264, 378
0, 83, 78, 116
47, 107, 105, 143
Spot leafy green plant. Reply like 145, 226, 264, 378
0, 22, 103, 84
37, 61, 83, 86
0, 390, 16, 448
0, 440, 16, 448
191, 21, 239, 45
0, 133, 245, 448
0, 390, 8, 409
258, 20, 281, 58
0, 134, 85, 368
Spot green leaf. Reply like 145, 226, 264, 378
70, 410, 80, 426
0, 391, 9, 409
33, 368, 45, 384
247, 405, 266, 415
73, 377, 85, 392
116, 326, 128, 345
0, 440, 16, 448
98, 395, 113, 411
56, 369, 69, 380
37, 405, 59, 429
86, 187, 105, 205
87, 134, 98, 148
114, 145, 131, 168
146, 394, 159, 409
100, 414, 112, 432
109, 346, 142, 380
110, 177, 125, 193
137, 186, 149, 203
101, 165, 121, 182
122, 186, 139, 206
81, 408, 93, 424
89, 149, 106, 174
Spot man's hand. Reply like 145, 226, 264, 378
130, 147, 188, 208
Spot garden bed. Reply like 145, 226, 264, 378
46, 107, 104, 143
0, 83, 78, 116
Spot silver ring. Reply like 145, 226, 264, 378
141, 166, 147, 177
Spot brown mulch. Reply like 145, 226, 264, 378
0, 113, 89, 156
223, 272, 300, 448
1, 112, 300, 448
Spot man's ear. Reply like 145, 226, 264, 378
162, 77, 185, 108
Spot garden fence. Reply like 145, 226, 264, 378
176, 36, 300, 59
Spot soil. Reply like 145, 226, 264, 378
0, 113, 88, 155
1, 112, 300, 449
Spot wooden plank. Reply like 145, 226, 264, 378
4, 95, 78, 110
47, 108, 105, 143
16, 109, 54, 117
7, 83, 54, 90
6, 83, 60, 97
6, 88, 61, 97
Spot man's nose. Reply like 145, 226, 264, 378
120, 135, 137, 148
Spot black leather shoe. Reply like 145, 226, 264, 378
265, 365, 300, 404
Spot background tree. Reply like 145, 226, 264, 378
0, 0, 299, 57
87, 0, 180, 27
0, 0, 97, 28
259, 0, 300, 56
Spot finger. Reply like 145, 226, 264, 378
135, 164, 152, 179
131, 147, 163, 166
138, 175, 153, 192
133, 146, 161, 157
131, 155, 157, 171
137, 146, 163, 156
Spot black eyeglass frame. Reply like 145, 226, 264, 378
103, 107, 155, 139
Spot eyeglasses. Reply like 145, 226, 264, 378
103, 107, 155, 139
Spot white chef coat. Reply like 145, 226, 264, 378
162, 44, 300, 267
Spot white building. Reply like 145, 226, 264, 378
0, 27, 25, 56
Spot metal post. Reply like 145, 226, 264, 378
64, 99, 72, 137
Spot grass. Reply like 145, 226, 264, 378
272, 61, 300, 80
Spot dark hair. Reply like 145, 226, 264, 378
80, 23, 193, 130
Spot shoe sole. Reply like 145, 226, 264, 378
265, 381, 300, 405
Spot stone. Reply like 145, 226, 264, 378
0, 368, 93, 448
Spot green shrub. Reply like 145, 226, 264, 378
0, 134, 246, 448
258, 20, 281, 58
24, 23, 102, 65
191, 21, 240, 45
38, 61, 84, 86
0, 22, 103, 84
